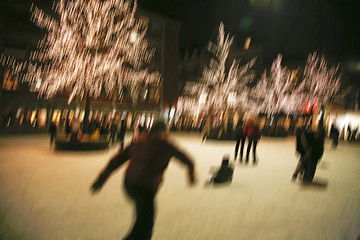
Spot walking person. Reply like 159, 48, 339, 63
49, 121, 57, 148
244, 118, 261, 164
234, 119, 246, 162
91, 120, 196, 240
330, 124, 340, 149
118, 119, 127, 151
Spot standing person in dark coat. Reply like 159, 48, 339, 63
49, 121, 57, 148
330, 124, 340, 149
118, 119, 127, 151
244, 119, 261, 164
109, 120, 118, 145
91, 121, 196, 240
234, 119, 246, 162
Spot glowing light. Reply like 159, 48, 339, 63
35, 78, 42, 90
130, 31, 138, 43
244, 37, 251, 50
177, 23, 256, 113
1, 0, 161, 103
298, 52, 342, 106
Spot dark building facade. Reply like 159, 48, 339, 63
0, 1, 180, 133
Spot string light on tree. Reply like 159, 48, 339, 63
299, 52, 342, 107
1, 0, 161, 103
177, 22, 256, 113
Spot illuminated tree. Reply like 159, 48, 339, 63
177, 23, 256, 114
252, 54, 302, 115
298, 52, 342, 106
1, 0, 160, 103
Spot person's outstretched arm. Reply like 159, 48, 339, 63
170, 143, 196, 185
91, 146, 131, 194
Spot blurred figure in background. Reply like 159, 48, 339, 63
109, 120, 118, 145
330, 124, 340, 149
244, 118, 261, 164
300, 122, 325, 183
209, 156, 234, 184
292, 123, 307, 181
91, 120, 196, 240
234, 119, 246, 162
118, 119, 127, 151
49, 121, 57, 148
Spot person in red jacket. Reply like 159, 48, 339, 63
243, 118, 261, 164
91, 120, 196, 240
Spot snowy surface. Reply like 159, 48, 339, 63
0, 133, 359, 240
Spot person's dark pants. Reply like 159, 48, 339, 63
50, 133, 56, 146
331, 136, 338, 148
302, 160, 318, 182
246, 138, 258, 163
118, 135, 125, 151
292, 156, 305, 180
109, 133, 116, 144
123, 179, 156, 240
302, 152, 319, 182
234, 136, 246, 161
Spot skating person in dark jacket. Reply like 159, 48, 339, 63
91, 120, 196, 240
244, 119, 261, 164
292, 125, 306, 181
301, 125, 325, 183
234, 119, 246, 162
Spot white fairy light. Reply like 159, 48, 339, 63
299, 52, 342, 106
252, 54, 301, 115
178, 22, 256, 113
1, 0, 161, 103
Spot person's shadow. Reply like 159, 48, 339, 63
300, 177, 328, 190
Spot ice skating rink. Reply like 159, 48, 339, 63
0, 133, 359, 239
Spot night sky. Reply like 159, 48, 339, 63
139, 0, 360, 65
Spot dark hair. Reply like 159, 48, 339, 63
149, 120, 167, 136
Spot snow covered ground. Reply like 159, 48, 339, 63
0, 133, 359, 240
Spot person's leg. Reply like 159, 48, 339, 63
302, 152, 313, 183
252, 139, 258, 163
234, 137, 240, 160
50, 134, 55, 147
202, 132, 207, 142
245, 138, 253, 164
292, 157, 303, 181
120, 136, 125, 151
240, 137, 246, 161
124, 180, 155, 240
